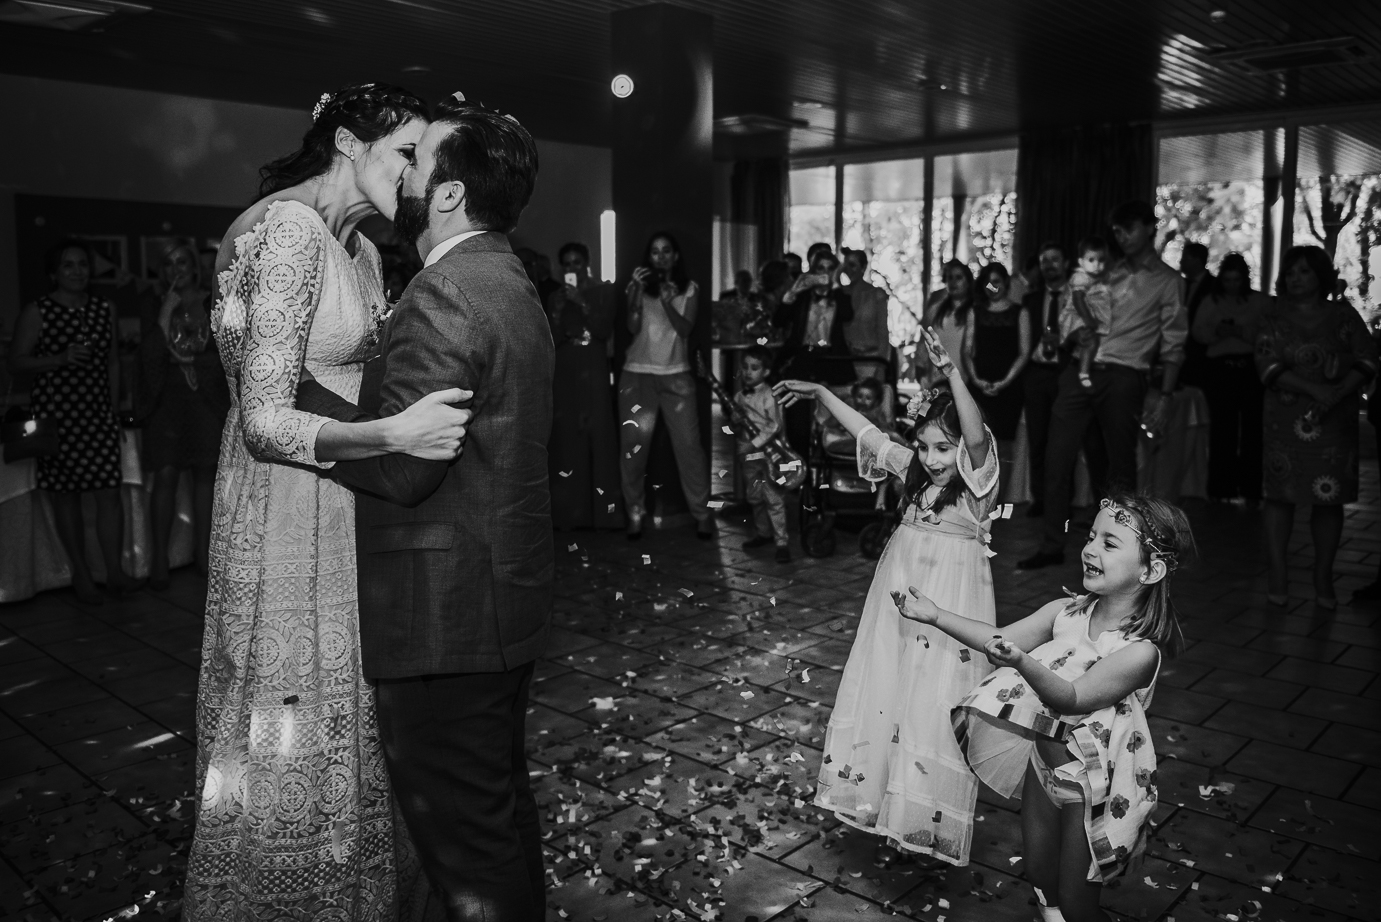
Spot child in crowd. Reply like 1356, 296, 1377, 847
893, 493, 1193, 922
1065, 236, 1113, 388
736, 346, 791, 563
822, 378, 901, 450
775, 327, 1000, 867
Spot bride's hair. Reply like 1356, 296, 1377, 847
258, 83, 430, 198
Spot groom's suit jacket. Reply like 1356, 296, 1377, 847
297, 232, 555, 679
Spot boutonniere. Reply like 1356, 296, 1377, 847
371, 302, 394, 330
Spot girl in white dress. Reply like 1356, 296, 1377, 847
895, 494, 1193, 922
186, 84, 471, 921
774, 326, 999, 867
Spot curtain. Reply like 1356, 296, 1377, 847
730, 157, 786, 266
1015, 123, 1154, 260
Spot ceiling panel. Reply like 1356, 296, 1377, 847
0, 0, 1377, 155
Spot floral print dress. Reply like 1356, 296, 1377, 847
952, 598, 1161, 882
1255, 301, 1378, 505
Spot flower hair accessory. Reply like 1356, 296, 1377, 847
312, 91, 333, 122
1099, 498, 1179, 571
906, 387, 943, 421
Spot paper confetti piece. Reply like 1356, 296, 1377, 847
631, 404, 641, 412
959, 649, 971, 662
708, 500, 726, 509
590, 697, 616, 710
596, 487, 604, 494
608, 504, 616, 513
800, 668, 811, 683
568, 543, 578, 552
787, 751, 806, 763
679, 588, 694, 598
914, 761, 928, 774
769, 596, 777, 606
615, 592, 623, 601
740, 691, 755, 699
722, 426, 735, 435
642, 555, 651, 565
780, 460, 801, 470
623, 419, 638, 426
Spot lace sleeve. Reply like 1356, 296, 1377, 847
958, 426, 1001, 518
237, 208, 334, 468
856, 424, 913, 482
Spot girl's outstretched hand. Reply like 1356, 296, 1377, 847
773, 379, 823, 408
920, 326, 955, 377
984, 636, 1023, 668
891, 585, 940, 625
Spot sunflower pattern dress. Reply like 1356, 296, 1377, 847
1255, 301, 1378, 505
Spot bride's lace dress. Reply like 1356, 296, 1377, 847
185, 200, 416, 920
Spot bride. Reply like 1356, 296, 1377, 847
185, 84, 463, 920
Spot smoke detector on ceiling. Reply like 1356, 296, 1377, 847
1206, 36, 1369, 73
0, 0, 149, 30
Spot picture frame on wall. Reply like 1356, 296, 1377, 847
72, 234, 129, 287
140, 235, 197, 282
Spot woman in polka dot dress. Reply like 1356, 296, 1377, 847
8, 240, 141, 603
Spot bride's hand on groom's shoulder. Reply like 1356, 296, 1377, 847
391, 388, 474, 460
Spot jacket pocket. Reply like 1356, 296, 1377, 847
364, 522, 456, 553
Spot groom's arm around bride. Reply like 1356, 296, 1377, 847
297, 95, 554, 922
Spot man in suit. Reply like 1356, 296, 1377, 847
297, 95, 552, 921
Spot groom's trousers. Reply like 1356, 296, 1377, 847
375, 662, 545, 922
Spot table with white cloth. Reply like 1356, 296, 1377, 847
1001, 386, 1210, 506
0, 428, 195, 603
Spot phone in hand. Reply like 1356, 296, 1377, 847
563, 272, 578, 288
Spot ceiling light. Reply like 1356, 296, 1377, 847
0, 0, 149, 31
1209, 10, 1227, 22
401, 65, 430, 74
611, 74, 634, 98
713, 113, 809, 135
793, 99, 824, 109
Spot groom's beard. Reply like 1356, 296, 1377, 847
394, 189, 431, 250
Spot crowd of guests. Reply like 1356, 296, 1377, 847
8, 203, 1381, 610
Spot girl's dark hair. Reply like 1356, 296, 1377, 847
1277, 245, 1338, 301
259, 83, 429, 198
902, 389, 980, 516
932, 259, 975, 325
639, 231, 690, 295
1070, 491, 1195, 657
45, 239, 93, 276
1213, 252, 1254, 297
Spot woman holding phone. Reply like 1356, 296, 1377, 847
618, 232, 714, 541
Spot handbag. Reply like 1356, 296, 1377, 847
2, 384, 60, 464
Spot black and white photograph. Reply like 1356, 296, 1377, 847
0, 3, 1379, 922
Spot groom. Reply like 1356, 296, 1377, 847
297, 95, 553, 921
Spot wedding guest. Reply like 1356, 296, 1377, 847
965, 263, 1030, 465
1257, 246, 1377, 609
757, 259, 792, 317
783, 251, 804, 282
841, 247, 890, 361
516, 245, 560, 306
720, 268, 754, 302
619, 231, 714, 540
1021, 200, 1187, 569
1180, 241, 1214, 387
8, 240, 142, 604
1022, 242, 1072, 518
774, 249, 855, 451
920, 260, 974, 387
1007, 251, 1041, 306
547, 241, 623, 530
806, 241, 834, 268
137, 242, 230, 588
1192, 252, 1266, 504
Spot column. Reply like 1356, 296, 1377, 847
612, 2, 714, 524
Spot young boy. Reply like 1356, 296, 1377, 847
735, 346, 791, 562
1063, 235, 1113, 388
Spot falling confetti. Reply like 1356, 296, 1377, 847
559, 470, 573, 478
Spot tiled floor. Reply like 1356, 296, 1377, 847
3, 475, 1381, 922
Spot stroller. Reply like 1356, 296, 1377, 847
798, 359, 909, 558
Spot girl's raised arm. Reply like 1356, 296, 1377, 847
774, 379, 873, 438
920, 325, 989, 469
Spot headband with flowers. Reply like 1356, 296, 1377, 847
1098, 497, 1181, 571
906, 387, 944, 422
